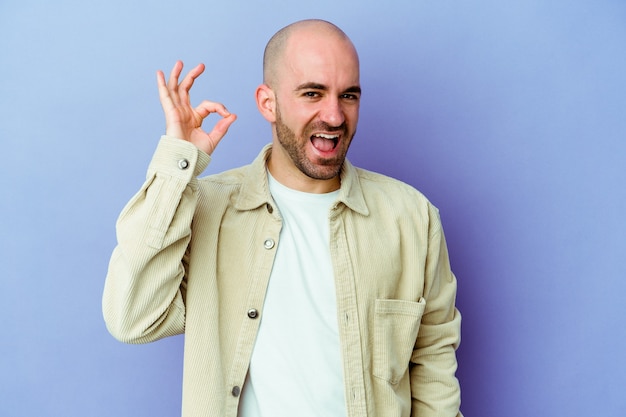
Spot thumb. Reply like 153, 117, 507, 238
209, 113, 238, 143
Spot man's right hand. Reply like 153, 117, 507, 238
156, 61, 237, 155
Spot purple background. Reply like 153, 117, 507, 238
1, 0, 625, 416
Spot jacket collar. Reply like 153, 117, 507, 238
234, 144, 369, 216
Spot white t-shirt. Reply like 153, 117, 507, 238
238, 173, 346, 417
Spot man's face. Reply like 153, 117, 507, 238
270, 33, 361, 182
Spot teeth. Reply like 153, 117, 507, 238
314, 133, 339, 139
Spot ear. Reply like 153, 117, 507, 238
255, 84, 277, 123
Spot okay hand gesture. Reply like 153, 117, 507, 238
156, 61, 237, 155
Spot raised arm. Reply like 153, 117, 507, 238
102, 62, 235, 343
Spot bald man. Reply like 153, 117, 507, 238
103, 19, 462, 417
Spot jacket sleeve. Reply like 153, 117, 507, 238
102, 136, 211, 344
410, 205, 463, 416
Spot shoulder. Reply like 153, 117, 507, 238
355, 167, 433, 207
350, 165, 443, 231
197, 144, 271, 194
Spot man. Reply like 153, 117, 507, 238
103, 19, 462, 417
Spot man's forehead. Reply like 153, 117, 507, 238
282, 36, 359, 72
286, 28, 353, 52
283, 54, 360, 93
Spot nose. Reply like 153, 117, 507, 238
319, 97, 345, 128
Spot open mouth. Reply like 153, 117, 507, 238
311, 133, 339, 152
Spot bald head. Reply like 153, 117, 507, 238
263, 19, 358, 87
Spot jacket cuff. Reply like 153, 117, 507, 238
147, 135, 211, 180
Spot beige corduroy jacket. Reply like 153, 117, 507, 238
103, 136, 462, 417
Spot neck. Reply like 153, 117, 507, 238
267, 149, 341, 194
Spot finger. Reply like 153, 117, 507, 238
194, 100, 231, 120
156, 69, 166, 89
208, 113, 237, 144
167, 61, 184, 105
157, 69, 175, 113
167, 60, 183, 89
177, 63, 205, 107
179, 63, 205, 93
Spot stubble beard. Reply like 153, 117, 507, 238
274, 104, 353, 181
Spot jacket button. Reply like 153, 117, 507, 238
263, 238, 275, 249
178, 159, 190, 170
266, 203, 273, 214
231, 386, 241, 397
247, 309, 259, 319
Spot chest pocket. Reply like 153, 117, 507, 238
373, 298, 426, 384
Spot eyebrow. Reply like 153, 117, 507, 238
295, 82, 362, 95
